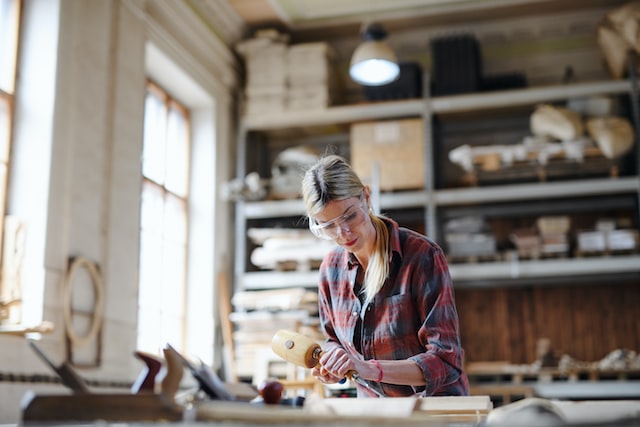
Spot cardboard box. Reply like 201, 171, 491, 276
286, 42, 335, 85
350, 118, 425, 191
446, 233, 496, 258
287, 86, 333, 110
607, 229, 639, 251
245, 93, 286, 116
577, 230, 606, 253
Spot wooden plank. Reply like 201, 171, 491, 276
494, 289, 510, 362
514, 289, 531, 364
458, 282, 640, 366
311, 396, 492, 421
502, 289, 517, 363
195, 397, 490, 425
218, 268, 237, 383
458, 289, 500, 361
571, 286, 588, 360
531, 286, 571, 362
596, 286, 617, 358
314, 397, 418, 418
470, 384, 534, 404
532, 286, 552, 361
551, 286, 573, 360
619, 283, 640, 351
417, 395, 492, 412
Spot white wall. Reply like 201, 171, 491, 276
0, 0, 238, 423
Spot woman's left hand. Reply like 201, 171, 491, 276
311, 364, 343, 384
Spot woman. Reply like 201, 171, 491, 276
301, 154, 469, 397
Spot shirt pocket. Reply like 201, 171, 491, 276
379, 292, 414, 337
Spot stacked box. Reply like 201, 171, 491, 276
578, 229, 639, 253
446, 233, 496, 258
445, 216, 497, 259
286, 42, 339, 110
608, 229, 639, 251
350, 118, 425, 191
537, 216, 570, 256
510, 227, 543, 258
577, 231, 607, 253
237, 36, 340, 116
236, 32, 289, 116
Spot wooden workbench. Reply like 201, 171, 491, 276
22, 393, 491, 425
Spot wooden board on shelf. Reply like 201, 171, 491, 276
461, 153, 625, 187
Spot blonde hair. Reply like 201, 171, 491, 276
302, 155, 389, 305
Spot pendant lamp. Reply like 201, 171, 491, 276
349, 22, 400, 86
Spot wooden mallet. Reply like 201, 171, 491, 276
271, 329, 386, 397
271, 329, 323, 369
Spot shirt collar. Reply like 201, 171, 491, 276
386, 217, 403, 263
345, 216, 403, 268
347, 252, 359, 269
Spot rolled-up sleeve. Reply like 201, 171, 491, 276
408, 243, 468, 395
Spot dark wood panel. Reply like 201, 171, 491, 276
456, 282, 640, 364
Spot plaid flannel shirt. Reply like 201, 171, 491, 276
317, 217, 470, 397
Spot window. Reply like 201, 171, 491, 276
0, 0, 21, 323
137, 81, 190, 354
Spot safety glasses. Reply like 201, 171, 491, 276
309, 197, 369, 240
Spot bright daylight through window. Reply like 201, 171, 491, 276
0, 0, 21, 327
137, 81, 190, 355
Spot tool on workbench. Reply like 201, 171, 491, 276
271, 329, 386, 397
161, 344, 185, 398
166, 342, 237, 401
28, 339, 91, 394
131, 351, 163, 394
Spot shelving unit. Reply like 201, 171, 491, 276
234, 79, 640, 293
241, 81, 631, 130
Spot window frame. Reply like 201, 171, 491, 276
0, 0, 22, 324
137, 79, 192, 354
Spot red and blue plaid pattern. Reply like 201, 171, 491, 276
317, 217, 470, 397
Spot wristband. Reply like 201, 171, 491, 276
371, 359, 383, 382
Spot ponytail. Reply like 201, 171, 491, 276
362, 213, 390, 306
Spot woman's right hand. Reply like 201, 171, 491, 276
311, 364, 343, 384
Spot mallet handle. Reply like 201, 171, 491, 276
271, 329, 386, 397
